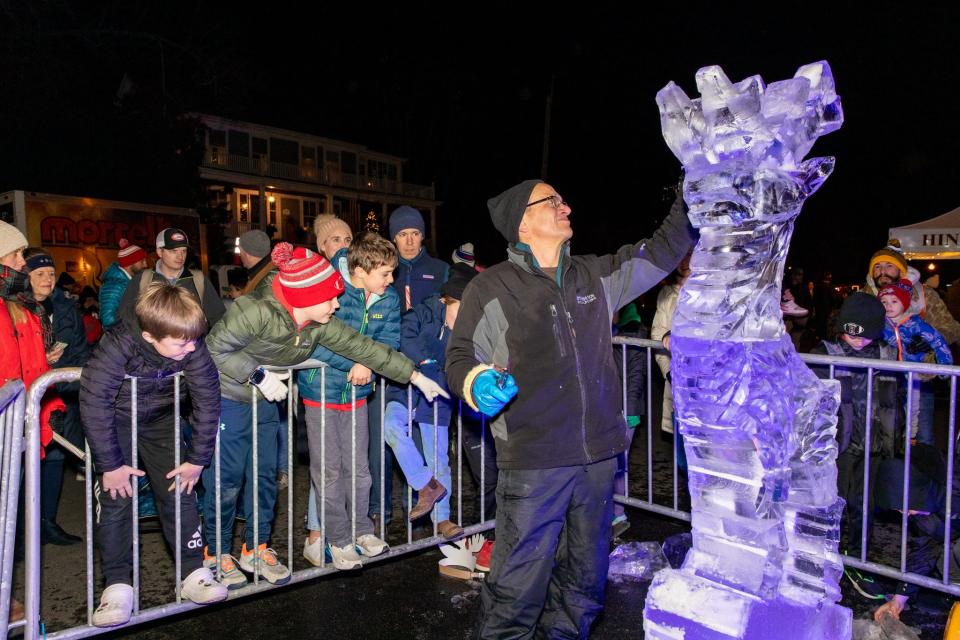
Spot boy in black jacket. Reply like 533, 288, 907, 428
810, 292, 901, 557
80, 283, 227, 628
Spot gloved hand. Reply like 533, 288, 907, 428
254, 369, 290, 402
471, 368, 518, 417
48, 409, 65, 435
410, 371, 451, 402
906, 334, 931, 356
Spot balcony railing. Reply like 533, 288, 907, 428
202, 150, 435, 200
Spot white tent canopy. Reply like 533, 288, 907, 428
890, 205, 960, 260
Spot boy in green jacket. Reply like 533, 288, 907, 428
201, 243, 446, 588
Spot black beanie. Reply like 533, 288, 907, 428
487, 179, 543, 244
440, 263, 478, 301
835, 292, 885, 340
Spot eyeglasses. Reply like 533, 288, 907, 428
525, 194, 569, 210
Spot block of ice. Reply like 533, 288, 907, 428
644, 61, 850, 640
607, 541, 671, 583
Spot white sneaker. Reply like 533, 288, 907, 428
303, 536, 326, 567
92, 583, 133, 628
355, 534, 389, 558
203, 550, 248, 590
239, 543, 291, 585
328, 542, 363, 570
181, 567, 229, 604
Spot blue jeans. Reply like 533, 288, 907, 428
201, 398, 280, 550
366, 386, 395, 520
383, 401, 451, 522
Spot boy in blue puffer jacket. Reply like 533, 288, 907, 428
384, 263, 478, 541
299, 231, 401, 570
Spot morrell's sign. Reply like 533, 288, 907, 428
39, 211, 199, 250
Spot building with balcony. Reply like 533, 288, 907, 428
192, 113, 441, 252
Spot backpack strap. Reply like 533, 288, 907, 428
138, 269, 154, 297
190, 269, 205, 302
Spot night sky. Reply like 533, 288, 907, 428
3, 2, 959, 283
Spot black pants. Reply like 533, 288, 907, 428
478, 457, 616, 639
460, 416, 498, 520
837, 448, 880, 557
95, 416, 204, 587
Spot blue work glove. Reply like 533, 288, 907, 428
471, 368, 518, 417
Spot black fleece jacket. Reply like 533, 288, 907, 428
79, 308, 221, 473
446, 199, 693, 470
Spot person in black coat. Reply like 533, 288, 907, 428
24, 249, 90, 545
80, 283, 225, 627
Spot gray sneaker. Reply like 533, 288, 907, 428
328, 542, 363, 570
239, 544, 292, 585
355, 534, 389, 558
203, 551, 248, 590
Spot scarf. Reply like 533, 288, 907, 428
0, 266, 55, 349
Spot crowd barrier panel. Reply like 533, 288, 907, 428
614, 336, 960, 601
21, 364, 494, 639
0, 381, 25, 636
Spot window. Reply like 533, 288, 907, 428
387, 164, 398, 180
341, 151, 357, 175
209, 129, 226, 147
303, 199, 319, 229
301, 146, 315, 161
252, 137, 268, 157
270, 138, 299, 165
228, 130, 249, 156
238, 193, 261, 226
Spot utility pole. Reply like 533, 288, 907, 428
540, 73, 556, 180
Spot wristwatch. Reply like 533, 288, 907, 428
249, 367, 267, 385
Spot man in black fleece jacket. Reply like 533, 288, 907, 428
446, 179, 694, 638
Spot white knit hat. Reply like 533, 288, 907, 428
452, 242, 475, 267
0, 221, 28, 262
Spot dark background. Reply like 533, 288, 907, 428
2, 2, 958, 283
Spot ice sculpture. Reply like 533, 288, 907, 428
643, 62, 852, 639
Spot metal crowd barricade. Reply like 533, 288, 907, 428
0, 380, 26, 637
614, 336, 960, 600
22, 363, 495, 639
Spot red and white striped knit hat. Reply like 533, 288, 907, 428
117, 238, 147, 268
271, 242, 344, 307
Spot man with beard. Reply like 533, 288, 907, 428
864, 240, 960, 447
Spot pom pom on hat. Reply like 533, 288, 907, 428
271, 242, 344, 308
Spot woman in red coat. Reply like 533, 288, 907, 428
0, 221, 63, 621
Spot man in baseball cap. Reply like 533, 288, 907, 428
116, 228, 225, 327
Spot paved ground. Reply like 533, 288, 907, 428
12, 374, 954, 638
